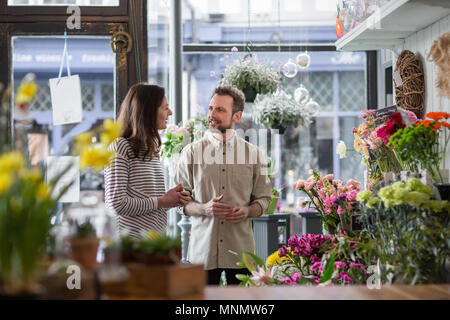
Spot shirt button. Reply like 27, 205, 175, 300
221, 221, 224, 224
222, 186, 225, 190
222, 169, 225, 172
220, 239, 223, 242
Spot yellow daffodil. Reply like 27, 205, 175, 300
16, 80, 38, 105
20, 168, 42, 184
80, 144, 115, 172
0, 172, 13, 194
36, 183, 51, 200
147, 231, 160, 240
75, 131, 93, 151
100, 119, 122, 146
0, 151, 24, 173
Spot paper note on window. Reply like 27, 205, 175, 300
49, 75, 82, 125
46, 156, 80, 203
28, 133, 49, 166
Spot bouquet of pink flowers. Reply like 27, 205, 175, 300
292, 170, 361, 234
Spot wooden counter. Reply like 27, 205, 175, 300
194, 284, 449, 300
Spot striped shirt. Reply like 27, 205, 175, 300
104, 137, 167, 239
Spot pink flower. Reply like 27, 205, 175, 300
333, 180, 342, 186
324, 174, 333, 181
337, 206, 344, 215
350, 262, 364, 269
347, 189, 359, 201
294, 180, 305, 189
334, 261, 347, 270
340, 272, 352, 283
310, 254, 320, 263
250, 266, 275, 286
311, 262, 322, 271
304, 183, 313, 191
346, 179, 361, 188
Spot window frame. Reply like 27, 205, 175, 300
0, 1, 127, 16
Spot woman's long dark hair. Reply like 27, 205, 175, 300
117, 83, 164, 160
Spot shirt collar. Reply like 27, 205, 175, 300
205, 129, 236, 149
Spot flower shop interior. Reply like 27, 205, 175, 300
0, 0, 449, 302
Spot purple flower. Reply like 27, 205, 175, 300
311, 262, 322, 271
340, 272, 352, 283
334, 261, 347, 270
278, 246, 288, 258
350, 262, 364, 269
310, 254, 320, 263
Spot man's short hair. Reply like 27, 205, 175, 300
212, 86, 245, 114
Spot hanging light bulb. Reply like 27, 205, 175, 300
282, 59, 298, 78
296, 52, 311, 69
305, 99, 320, 116
294, 85, 309, 104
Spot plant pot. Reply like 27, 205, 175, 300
434, 183, 450, 201
69, 236, 100, 269
242, 86, 258, 103
104, 248, 136, 264
138, 252, 173, 265
266, 196, 279, 215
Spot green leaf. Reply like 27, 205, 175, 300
319, 253, 336, 284
244, 251, 265, 267
242, 253, 256, 272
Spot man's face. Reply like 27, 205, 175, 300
208, 94, 242, 133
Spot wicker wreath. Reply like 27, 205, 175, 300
394, 50, 424, 118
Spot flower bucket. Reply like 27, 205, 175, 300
266, 196, 279, 215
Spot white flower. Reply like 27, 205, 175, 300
250, 266, 275, 286
251, 91, 313, 130
336, 140, 347, 159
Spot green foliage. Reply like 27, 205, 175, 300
358, 179, 450, 284
73, 220, 96, 238
135, 232, 181, 256
220, 57, 281, 95
388, 123, 442, 183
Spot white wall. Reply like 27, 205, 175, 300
378, 14, 450, 171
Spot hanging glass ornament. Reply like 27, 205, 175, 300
282, 59, 298, 78
296, 52, 311, 69
294, 86, 309, 104
305, 99, 320, 116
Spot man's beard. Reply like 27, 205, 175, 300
208, 116, 233, 133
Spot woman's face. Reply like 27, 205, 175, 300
156, 96, 173, 130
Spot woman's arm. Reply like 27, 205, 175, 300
104, 154, 159, 217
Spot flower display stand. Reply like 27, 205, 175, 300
100, 263, 205, 299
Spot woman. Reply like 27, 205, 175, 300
104, 83, 191, 239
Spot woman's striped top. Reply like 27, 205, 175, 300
104, 137, 167, 239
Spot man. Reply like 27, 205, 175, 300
174, 86, 272, 285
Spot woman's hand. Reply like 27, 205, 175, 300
157, 184, 192, 208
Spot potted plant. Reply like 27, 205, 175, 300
104, 232, 136, 264
220, 57, 281, 103
135, 231, 182, 265
0, 151, 68, 297
252, 90, 314, 134
69, 220, 100, 269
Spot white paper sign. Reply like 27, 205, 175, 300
49, 75, 82, 125
393, 71, 403, 87
46, 156, 80, 203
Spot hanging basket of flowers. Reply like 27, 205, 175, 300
251, 90, 316, 134
220, 57, 281, 103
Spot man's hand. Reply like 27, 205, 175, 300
203, 194, 232, 218
225, 206, 250, 223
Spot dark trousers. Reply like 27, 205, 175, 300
207, 268, 250, 285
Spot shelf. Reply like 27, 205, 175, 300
336, 0, 450, 51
